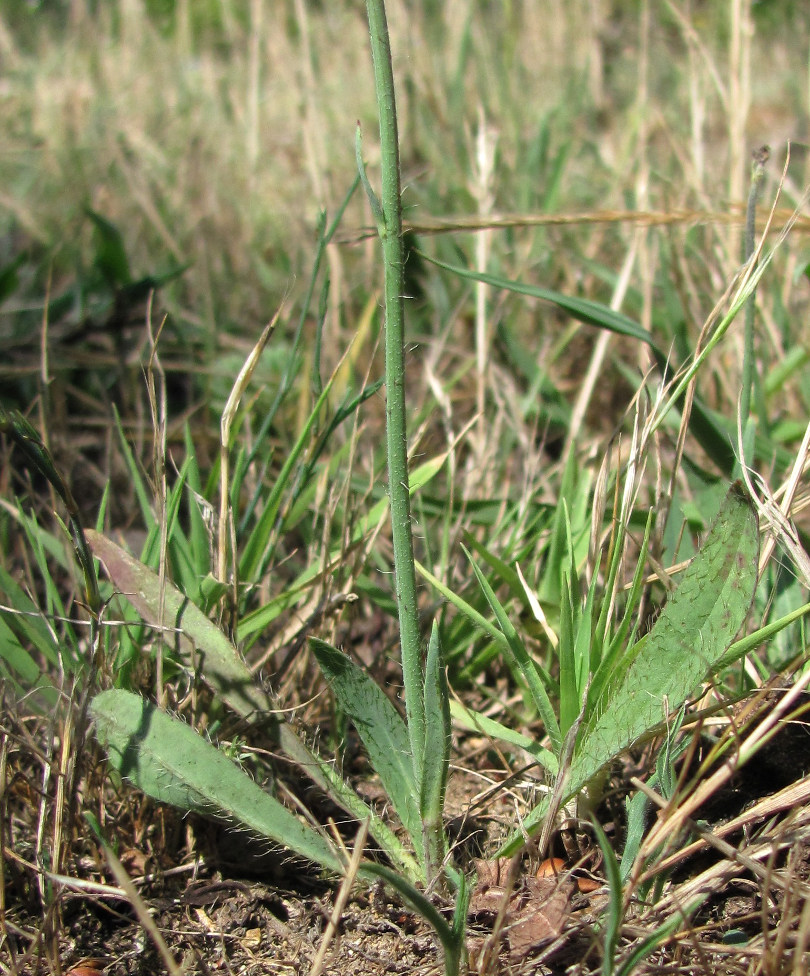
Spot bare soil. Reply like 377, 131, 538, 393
4, 682, 810, 976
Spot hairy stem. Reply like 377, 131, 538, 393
363, 0, 425, 778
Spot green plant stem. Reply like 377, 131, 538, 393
363, 0, 424, 777
740, 147, 768, 429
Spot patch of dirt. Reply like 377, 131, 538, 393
4, 684, 810, 975
57, 876, 446, 976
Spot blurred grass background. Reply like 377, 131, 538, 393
1, 0, 810, 553
2, 1, 807, 338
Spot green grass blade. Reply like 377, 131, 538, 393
113, 407, 156, 532
237, 571, 321, 642
717, 599, 810, 669
449, 701, 558, 774
614, 910, 698, 976
182, 426, 212, 579
3, 502, 71, 573
238, 377, 334, 583
558, 566, 580, 737
91, 689, 343, 874
419, 252, 739, 475
539, 452, 591, 608
357, 862, 461, 974
415, 558, 508, 647
592, 817, 623, 976
0, 410, 100, 616
464, 546, 562, 753
576, 572, 597, 693
0, 566, 62, 670
419, 251, 657, 347
238, 453, 448, 644
460, 531, 523, 595
592, 510, 654, 684
0, 616, 45, 690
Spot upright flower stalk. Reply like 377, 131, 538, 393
361, 0, 425, 781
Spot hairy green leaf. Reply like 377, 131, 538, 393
87, 529, 271, 719
87, 532, 420, 878
573, 482, 759, 785
91, 689, 343, 874
310, 637, 421, 859
499, 482, 759, 853
420, 623, 450, 879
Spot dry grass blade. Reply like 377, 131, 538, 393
336, 207, 810, 243
218, 305, 282, 583
646, 775, 810, 878
636, 670, 810, 867
309, 819, 369, 976
94, 837, 184, 976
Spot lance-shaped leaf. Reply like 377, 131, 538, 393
573, 481, 759, 783
88, 531, 421, 879
499, 481, 759, 853
88, 529, 270, 718
310, 637, 422, 864
91, 689, 343, 874
419, 623, 450, 879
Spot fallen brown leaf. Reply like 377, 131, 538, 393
505, 876, 574, 960
469, 859, 575, 963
